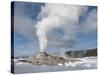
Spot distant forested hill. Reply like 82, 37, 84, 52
65, 48, 97, 58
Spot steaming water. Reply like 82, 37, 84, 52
13, 56, 97, 74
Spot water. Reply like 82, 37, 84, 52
13, 56, 97, 74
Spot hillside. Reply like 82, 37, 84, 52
65, 48, 97, 58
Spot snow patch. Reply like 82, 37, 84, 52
65, 56, 97, 68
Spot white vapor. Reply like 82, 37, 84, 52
35, 4, 87, 52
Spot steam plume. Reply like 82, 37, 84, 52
36, 4, 87, 52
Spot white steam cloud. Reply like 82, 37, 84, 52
35, 4, 87, 52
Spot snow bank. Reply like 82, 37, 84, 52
65, 56, 97, 68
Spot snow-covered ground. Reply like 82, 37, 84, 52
65, 56, 97, 68
13, 56, 97, 74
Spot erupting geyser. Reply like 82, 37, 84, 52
36, 30, 47, 52
35, 4, 87, 52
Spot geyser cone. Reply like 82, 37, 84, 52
27, 52, 66, 65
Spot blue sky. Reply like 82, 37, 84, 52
12, 1, 97, 56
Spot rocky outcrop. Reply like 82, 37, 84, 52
27, 52, 79, 66
27, 52, 66, 65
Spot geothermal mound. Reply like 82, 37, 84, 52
27, 52, 66, 65
27, 52, 79, 66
